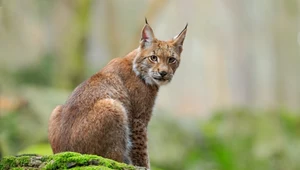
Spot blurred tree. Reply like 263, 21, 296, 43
274, 0, 300, 108
53, 0, 92, 89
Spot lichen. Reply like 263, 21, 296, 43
0, 152, 145, 170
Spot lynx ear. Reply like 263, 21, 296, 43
173, 23, 188, 53
140, 19, 155, 48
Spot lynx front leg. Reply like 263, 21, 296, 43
130, 120, 150, 169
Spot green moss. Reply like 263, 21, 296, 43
0, 155, 31, 169
0, 152, 143, 170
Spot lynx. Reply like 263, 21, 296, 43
48, 19, 187, 169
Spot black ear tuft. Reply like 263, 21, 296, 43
177, 23, 188, 37
184, 23, 188, 30
172, 24, 188, 53
145, 18, 148, 25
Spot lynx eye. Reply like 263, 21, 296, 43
149, 55, 158, 62
168, 57, 177, 64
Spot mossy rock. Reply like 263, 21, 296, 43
0, 152, 146, 170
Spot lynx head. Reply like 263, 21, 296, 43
133, 19, 187, 86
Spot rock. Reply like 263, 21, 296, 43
0, 152, 146, 170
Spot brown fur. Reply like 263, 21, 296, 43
48, 20, 187, 168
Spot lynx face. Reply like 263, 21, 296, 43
133, 22, 187, 86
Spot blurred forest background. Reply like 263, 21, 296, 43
0, 0, 300, 170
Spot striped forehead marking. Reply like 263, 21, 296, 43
153, 42, 173, 56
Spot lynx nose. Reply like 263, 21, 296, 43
159, 71, 167, 77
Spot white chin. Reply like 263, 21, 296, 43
144, 76, 156, 85
153, 79, 169, 86
143, 73, 170, 86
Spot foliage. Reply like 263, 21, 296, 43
0, 86, 70, 156
148, 109, 300, 170
18, 143, 52, 156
